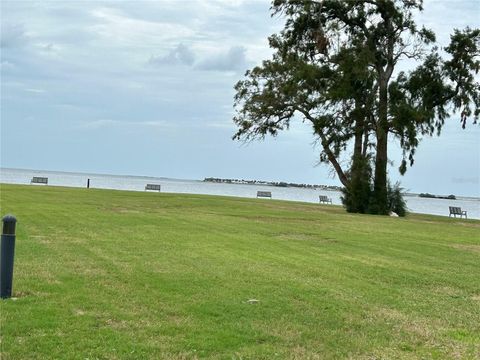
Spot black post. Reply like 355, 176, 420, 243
1, 215, 17, 299
87, 178, 90, 189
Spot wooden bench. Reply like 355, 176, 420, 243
257, 191, 272, 199
449, 206, 467, 219
319, 195, 332, 204
31, 176, 48, 185
145, 184, 161, 192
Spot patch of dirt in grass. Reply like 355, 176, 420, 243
73, 309, 86, 316
431, 286, 466, 299
14, 290, 33, 298
70, 262, 109, 277
374, 307, 436, 339
449, 244, 480, 254
349, 348, 418, 360
104, 318, 128, 329
471, 294, 480, 301
30, 235, 51, 244
368, 307, 476, 359
167, 314, 192, 326
289, 345, 323, 360
168, 352, 199, 360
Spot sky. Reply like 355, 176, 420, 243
1, 0, 479, 196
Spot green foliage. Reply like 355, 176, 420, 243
341, 170, 407, 217
444, 28, 480, 128
341, 156, 373, 214
387, 181, 408, 217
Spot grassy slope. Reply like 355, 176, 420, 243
0, 184, 479, 359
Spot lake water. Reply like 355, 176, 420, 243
1, 168, 479, 219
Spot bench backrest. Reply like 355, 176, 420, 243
257, 191, 272, 198
449, 206, 462, 214
319, 195, 330, 201
32, 177, 48, 184
145, 184, 161, 191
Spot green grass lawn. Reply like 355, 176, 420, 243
0, 184, 479, 359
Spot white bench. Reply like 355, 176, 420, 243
319, 195, 332, 204
31, 177, 48, 185
257, 191, 272, 199
145, 184, 161, 192
449, 206, 467, 219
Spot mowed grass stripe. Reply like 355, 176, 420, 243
0, 184, 479, 359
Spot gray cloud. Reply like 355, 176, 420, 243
196, 46, 248, 72
148, 43, 195, 66
0, 23, 27, 48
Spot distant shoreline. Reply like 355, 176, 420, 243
419, 193, 457, 200
1, 167, 479, 200
203, 177, 342, 191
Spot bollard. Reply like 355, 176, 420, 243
1, 215, 17, 299
87, 178, 90, 189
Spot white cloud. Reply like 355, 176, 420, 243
77, 119, 169, 130
89, 7, 195, 46
148, 44, 195, 67
24, 88, 46, 93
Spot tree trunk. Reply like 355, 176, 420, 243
373, 127, 388, 214
373, 80, 389, 215
319, 134, 349, 187
343, 101, 372, 213
353, 106, 363, 160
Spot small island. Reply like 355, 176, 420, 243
419, 193, 456, 200
203, 177, 342, 191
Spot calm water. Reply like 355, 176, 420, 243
1, 168, 479, 219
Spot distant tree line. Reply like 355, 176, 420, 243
419, 193, 456, 200
203, 177, 342, 190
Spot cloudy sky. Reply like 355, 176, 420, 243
1, 0, 479, 196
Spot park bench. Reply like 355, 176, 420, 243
319, 195, 332, 204
449, 206, 467, 219
31, 176, 48, 185
257, 191, 272, 199
145, 184, 161, 192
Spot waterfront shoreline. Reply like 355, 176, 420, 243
1, 167, 479, 218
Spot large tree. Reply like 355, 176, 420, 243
233, 0, 479, 215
